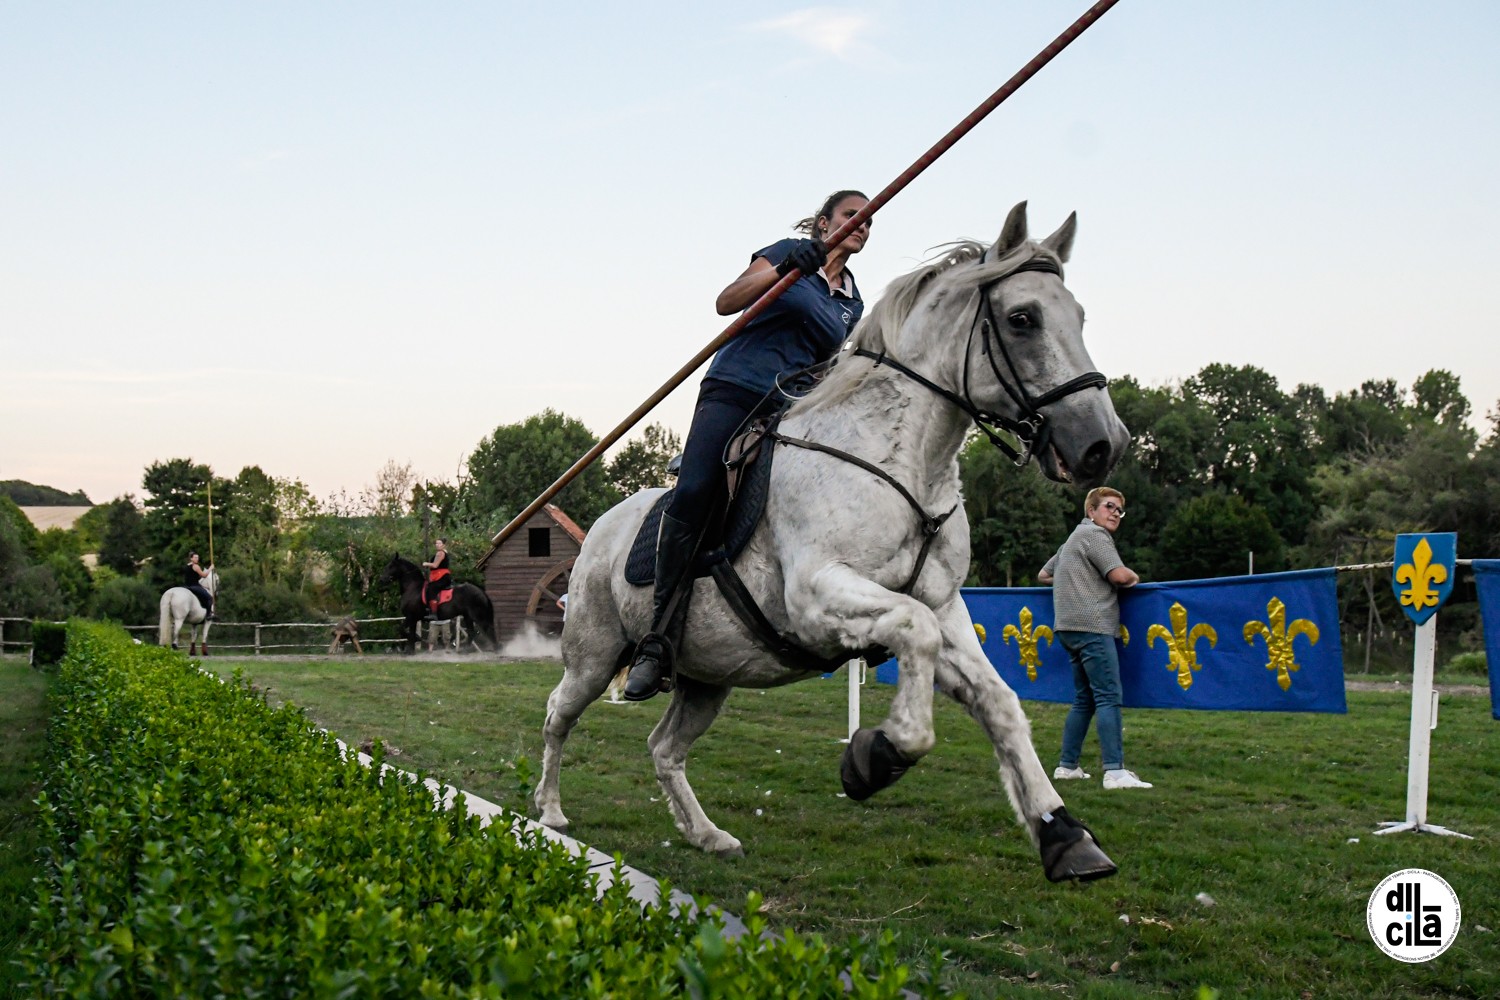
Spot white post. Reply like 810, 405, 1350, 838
1247, 550, 1254, 575
845, 658, 863, 742
1374, 611, 1471, 838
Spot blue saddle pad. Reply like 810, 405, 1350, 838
624, 433, 776, 586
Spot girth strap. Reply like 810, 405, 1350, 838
770, 431, 957, 595
709, 559, 889, 674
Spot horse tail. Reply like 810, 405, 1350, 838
159, 591, 175, 647
479, 589, 498, 646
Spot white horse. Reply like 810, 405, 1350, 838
159, 569, 218, 655
538, 203, 1130, 883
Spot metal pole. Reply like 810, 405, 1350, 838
480, 0, 1123, 559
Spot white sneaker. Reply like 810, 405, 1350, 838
1103, 769, 1153, 790
1053, 766, 1092, 780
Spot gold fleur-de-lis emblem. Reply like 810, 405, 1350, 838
1147, 602, 1218, 690
1002, 606, 1054, 681
1395, 537, 1448, 612
1117, 624, 1130, 646
1243, 597, 1319, 691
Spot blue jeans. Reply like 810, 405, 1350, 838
1057, 630, 1124, 772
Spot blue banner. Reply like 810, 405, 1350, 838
1471, 560, 1500, 722
877, 569, 1346, 713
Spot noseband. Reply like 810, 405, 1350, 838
854, 252, 1107, 466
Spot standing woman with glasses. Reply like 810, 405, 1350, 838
1037, 487, 1153, 790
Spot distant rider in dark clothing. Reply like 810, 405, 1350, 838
185, 551, 215, 620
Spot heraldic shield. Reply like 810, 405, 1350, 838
1392, 532, 1457, 626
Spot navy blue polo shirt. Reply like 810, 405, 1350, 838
704, 238, 864, 397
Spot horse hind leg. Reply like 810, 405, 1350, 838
535, 641, 632, 833
647, 676, 740, 857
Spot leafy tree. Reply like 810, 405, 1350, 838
94, 496, 147, 575
462, 410, 621, 532
88, 569, 159, 625
959, 433, 1075, 586
1155, 492, 1285, 581
140, 459, 222, 588
0, 496, 40, 560
607, 423, 683, 499
1181, 364, 1316, 545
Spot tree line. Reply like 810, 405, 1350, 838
3, 365, 1495, 667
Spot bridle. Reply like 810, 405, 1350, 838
853, 250, 1107, 467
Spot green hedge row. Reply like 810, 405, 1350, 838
19, 622, 938, 998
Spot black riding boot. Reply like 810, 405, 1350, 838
624, 513, 700, 701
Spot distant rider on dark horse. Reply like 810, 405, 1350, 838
421, 538, 451, 621
185, 551, 216, 620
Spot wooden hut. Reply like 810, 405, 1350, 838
476, 503, 585, 646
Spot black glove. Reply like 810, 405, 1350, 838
775, 238, 827, 278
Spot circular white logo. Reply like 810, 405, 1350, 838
1367, 868, 1461, 962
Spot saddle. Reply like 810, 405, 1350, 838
623, 408, 891, 674
624, 412, 779, 586
424, 584, 455, 609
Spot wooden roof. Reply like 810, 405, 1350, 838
476, 502, 585, 568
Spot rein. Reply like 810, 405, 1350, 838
769, 431, 956, 595
855, 253, 1107, 466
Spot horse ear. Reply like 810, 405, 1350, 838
993, 201, 1029, 258
1040, 211, 1078, 263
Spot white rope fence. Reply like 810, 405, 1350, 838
0, 616, 466, 655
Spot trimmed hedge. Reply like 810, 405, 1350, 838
20, 623, 939, 998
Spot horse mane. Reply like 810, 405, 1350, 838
788, 238, 1063, 417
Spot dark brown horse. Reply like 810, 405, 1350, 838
378, 554, 498, 653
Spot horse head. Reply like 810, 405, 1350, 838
950, 202, 1128, 487
201, 568, 219, 596
379, 553, 419, 588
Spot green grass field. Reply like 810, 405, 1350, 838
0, 656, 49, 998
192, 654, 1498, 999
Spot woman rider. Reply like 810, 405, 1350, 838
624, 190, 872, 701
184, 551, 215, 620
421, 538, 451, 618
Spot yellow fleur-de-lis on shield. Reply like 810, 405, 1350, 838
1243, 597, 1319, 691
1147, 602, 1217, 690
1002, 606, 1054, 681
1395, 537, 1448, 612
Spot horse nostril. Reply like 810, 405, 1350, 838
1078, 439, 1112, 480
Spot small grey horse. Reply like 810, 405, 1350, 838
537, 203, 1130, 882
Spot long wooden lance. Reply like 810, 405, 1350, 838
480, 0, 1122, 562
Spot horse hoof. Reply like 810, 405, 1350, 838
840, 728, 916, 802
1039, 807, 1117, 883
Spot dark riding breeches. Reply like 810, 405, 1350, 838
186, 584, 213, 614
666, 378, 767, 538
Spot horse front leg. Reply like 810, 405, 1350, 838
647, 676, 739, 856
792, 565, 943, 800
932, 599, 1116, 883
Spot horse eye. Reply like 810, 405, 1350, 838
1008, 311, 1033, 329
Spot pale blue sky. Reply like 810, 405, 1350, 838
4, 2, 1497, 505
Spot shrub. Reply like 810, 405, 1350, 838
21, 623, 935, 998
1443, 650, 1487, 676
28, 620, 66, 669
87, 574, 158, 625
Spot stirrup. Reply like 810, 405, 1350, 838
624, 634, 675, 701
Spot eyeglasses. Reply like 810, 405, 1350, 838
1100, 501, 1126, 518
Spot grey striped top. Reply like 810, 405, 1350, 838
1041, 519, 1125, 634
